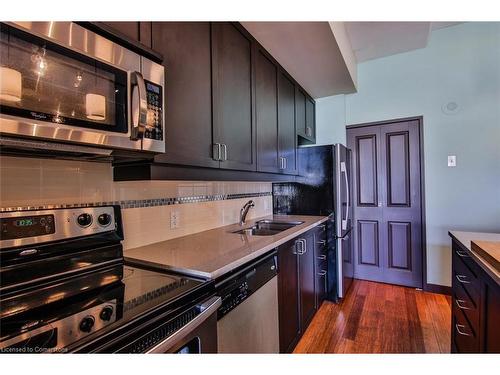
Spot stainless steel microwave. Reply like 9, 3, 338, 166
0, 22, 165, 157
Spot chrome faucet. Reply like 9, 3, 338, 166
239, 200, 255, 225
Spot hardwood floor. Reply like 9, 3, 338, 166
293, 279, 452, 353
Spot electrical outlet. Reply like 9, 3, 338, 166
447, 155, 457, 167
170, 211, 180, 229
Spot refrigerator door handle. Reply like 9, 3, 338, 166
341, 161, 349, 231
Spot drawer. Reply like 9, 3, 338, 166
314, 224, 327, 239
452, 281, 480, 331
452, 303, 479, 353
452, 243, 480, 275
453, 251, 480, 307
316, 258, 327, 273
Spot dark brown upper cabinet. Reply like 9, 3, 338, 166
305, 96, 316, 141
278, 71, 297, 175
151, 22, 219, 169
255, 47, 279, 173
295, 88, 306, 139
212, 23, 256, 172
296, 87, 316, 145
99, 22, 152, 48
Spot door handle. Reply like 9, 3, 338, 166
455, 323, 471, 337
221, 144, 228, 161
146, 296, 221, 353
455, 274, 470, 284
456, 250, 469, 258
213, 143, 221, 161
455, 299, 470, 310
300, 239, 307, 255
130, 71, 147, 140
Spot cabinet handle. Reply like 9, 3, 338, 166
317, 254, 326, 260
318, 270, 327, 276
456, 250, 470, 258
455, 274, 471, 284
301, 239, 307, 255
306, 126, 312, 137
279, 157, 284, 170
283, 157, 287, 170
455, 323, 471, 337
221, 144, 228, 161
317, 240, 326, 245
455, 299, 470, 310
213, 143, 221, 161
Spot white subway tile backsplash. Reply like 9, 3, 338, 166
0, 156, 274, 249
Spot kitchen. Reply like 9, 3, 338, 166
0, 1, 499, 373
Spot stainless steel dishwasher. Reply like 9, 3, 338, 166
215, 251, 279, 353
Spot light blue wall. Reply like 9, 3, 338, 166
316, 22, 500, 286
314, 94, 346, 146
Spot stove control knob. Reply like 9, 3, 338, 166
97, 213, 112, 227
79, 316, 95, 333
99, 306, 114, 321
77, 213, 93, 227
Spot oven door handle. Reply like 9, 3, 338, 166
130, 71, 148, 141
146, 296, 221, 354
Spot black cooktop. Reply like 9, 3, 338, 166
0, 263, 213, 353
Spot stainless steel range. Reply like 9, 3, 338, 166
0, 22, 165, 158
0, 206, 219, 353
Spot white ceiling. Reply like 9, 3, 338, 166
241, 22, 463, 98
345, 22, 463, 63
241, 22, 357, 98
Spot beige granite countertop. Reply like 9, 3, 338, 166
449, 231, 500, 285
125, 214, 328, 279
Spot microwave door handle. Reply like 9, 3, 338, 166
130, 71, 148, 141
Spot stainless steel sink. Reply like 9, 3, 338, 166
232, 220, 304, 236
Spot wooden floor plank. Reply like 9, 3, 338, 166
294, 279, 451, 354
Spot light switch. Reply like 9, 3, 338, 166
447, 155, 456, 167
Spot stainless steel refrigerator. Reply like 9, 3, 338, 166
273, 144, 354, 300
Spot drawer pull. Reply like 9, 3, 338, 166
455, 274, 471, 284
318, 270, 327, 276
317, 255, 327, 260
455, 299, 470, 310
455, 323, 471, 337
456, 250, 470, 258
317, 240, 326, 245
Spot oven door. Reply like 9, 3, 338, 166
0, 22, 164, 153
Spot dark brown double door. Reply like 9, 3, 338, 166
347, 119, 423, 288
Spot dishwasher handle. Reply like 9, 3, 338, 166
146, 296, 221, 353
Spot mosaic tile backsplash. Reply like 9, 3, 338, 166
0, 156, 273, 249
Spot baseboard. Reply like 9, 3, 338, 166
425, 283, 452, 295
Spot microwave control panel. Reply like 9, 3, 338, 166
144, 80, 163, 141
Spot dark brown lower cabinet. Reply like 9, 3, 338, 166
299, 231, 316, 329
277, 227, 319, 353
451, 238, 500, 353
277, 238, 301, 353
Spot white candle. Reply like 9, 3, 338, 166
0, 66, 22, 102
85, 93, 106, 121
